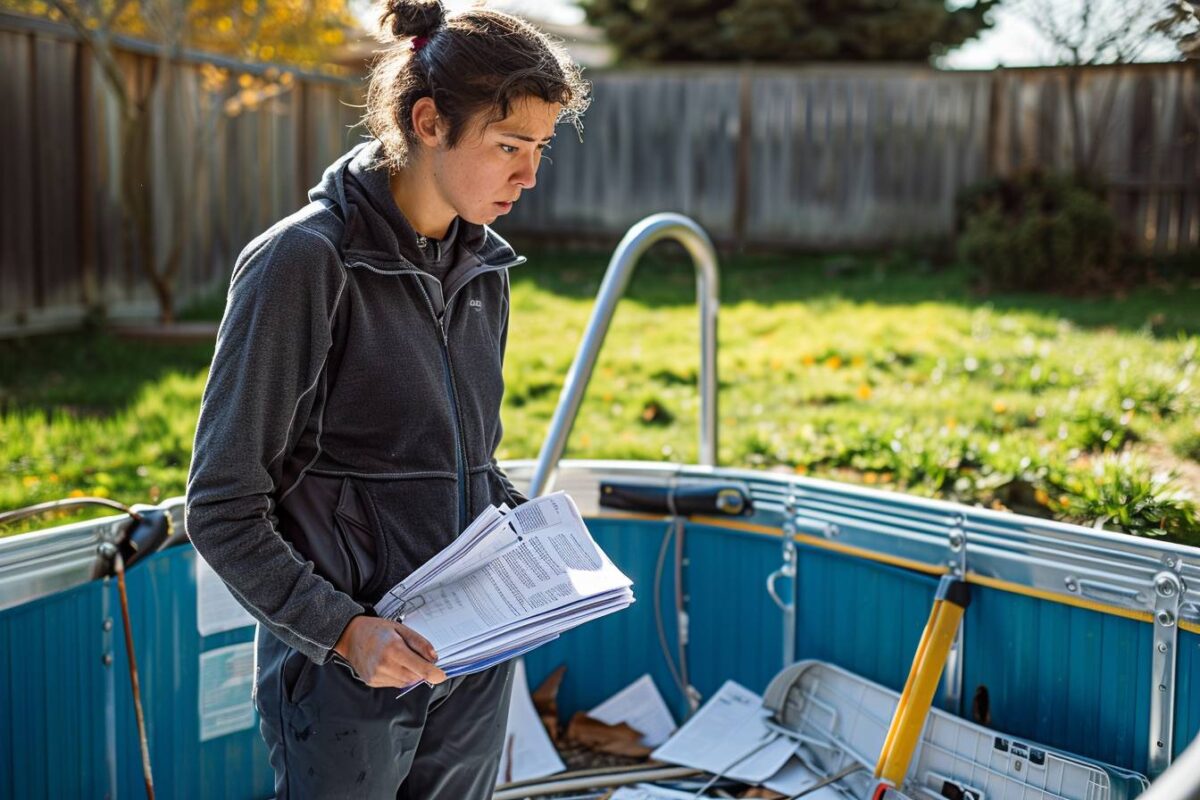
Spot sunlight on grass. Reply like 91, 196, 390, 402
2, 252, 1198, 542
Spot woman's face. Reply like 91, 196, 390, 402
428, 97, 562, 226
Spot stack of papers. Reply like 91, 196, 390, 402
375, 491, 635, 684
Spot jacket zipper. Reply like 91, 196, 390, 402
347, 256, 524, 533
413, 280, 470, 533
429, 261, 521, 532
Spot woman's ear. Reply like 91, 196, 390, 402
411, 97, 444, 148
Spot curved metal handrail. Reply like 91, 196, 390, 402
527, 213, 720, 498
1140, 732, 1200, 799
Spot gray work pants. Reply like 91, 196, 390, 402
254, 625, 515, 799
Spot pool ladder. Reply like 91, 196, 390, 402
527, 213, 721, 497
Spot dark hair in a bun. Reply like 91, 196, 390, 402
379, 0, 443, 42
365, 2, 590, 171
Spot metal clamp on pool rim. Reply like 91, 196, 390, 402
599, 480, 753, 517
91, 505, 174, 578
873, 576, 972, 793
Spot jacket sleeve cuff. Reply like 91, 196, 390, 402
327, 604, 380, 682
297, 593, 366, 666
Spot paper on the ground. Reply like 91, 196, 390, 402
650, 680, 798, 784
495, 659, 565, 785
588, 674, 677, 747
763, 757, 847, 799
609, 785, 700, 800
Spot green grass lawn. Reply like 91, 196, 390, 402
2, 248, 1198, 543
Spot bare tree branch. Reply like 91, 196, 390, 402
49, 0, 132, 112
1019, 0, 1190, 65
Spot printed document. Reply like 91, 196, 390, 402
375, 492, 635, 682
650, 680, 797, 783
588, 674, 677, 747
763, 758, 847, 798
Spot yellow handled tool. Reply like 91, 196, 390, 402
873, 576, 971, 791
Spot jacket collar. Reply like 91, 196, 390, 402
309, 139, 524, 274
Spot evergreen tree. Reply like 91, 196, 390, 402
583, 0, 997, 62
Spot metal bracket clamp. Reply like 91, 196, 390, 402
1149, 568, 1183, 778
942, 515, 967, 715
767, 494, 799, 669
946, 513, 966, 578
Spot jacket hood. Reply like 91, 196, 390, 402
308, 139, 523, 273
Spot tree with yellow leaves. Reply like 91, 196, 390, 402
9, 0, 361, 71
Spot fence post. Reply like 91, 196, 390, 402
733, 66, 752, 250
295, 79, 309, 206
28, 31, 46, 310
76, 39, 98, 312
985, 67, 1003, 180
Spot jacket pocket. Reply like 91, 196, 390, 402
282, 647, 316, 706
487, 463, 527, 508
332, 477, 383, 600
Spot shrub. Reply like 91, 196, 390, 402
956, 171, 1121, 293
1065, 454, 1198, 544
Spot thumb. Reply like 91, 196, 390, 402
394, 623, 438, 662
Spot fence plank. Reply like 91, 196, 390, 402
0, 31, 37, 319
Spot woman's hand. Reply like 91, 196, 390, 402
333, 616, 447, 688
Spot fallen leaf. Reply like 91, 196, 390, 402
532, 664, 566, 742
564, 712, 652, 758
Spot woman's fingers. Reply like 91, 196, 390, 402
393, 622, 438, 662
383, 631, 446, 686
343, 617, 446, 688
365, 653, 426, 688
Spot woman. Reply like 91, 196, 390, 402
184, 2, 589, 796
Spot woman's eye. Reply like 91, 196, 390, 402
500, 144, 519, 154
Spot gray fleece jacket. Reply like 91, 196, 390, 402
185, 140, 529, 665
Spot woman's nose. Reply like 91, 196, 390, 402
513, 152, 539, 189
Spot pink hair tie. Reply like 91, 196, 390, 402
411, 35, 429, 52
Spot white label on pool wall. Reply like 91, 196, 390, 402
196, 552, 255, 636
199, 642, 256, 741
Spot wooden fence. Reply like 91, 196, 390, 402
1, 10, 1197, 336
508, 62, 1200, 255
987, 64, 1200, 257
0, 12, 362, 335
